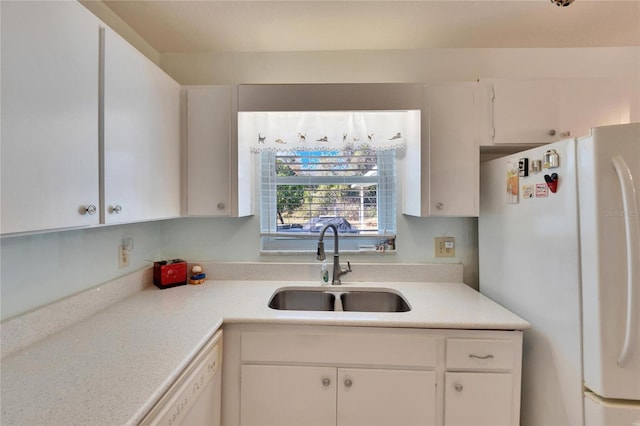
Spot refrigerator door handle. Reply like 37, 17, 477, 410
611, 155, 640, 367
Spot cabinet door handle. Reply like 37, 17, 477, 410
454, 383, 463, 392
84, 205, 97, 215
322, 378, 331, 387
217, 202, 225, 210
344, 378, 353, 388
435, 202, 444, 210
548, 129, 557, 136
469, 353, 494, 360
110, 205, 123, 214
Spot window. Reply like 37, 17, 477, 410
260, 149, 396, 252
238, 109, 419, 253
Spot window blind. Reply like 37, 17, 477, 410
260, 149, 396, 252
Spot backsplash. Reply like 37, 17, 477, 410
195, 262, 462, 283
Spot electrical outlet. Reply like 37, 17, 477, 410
118, 245, 129, 268
435, 237, 455, 258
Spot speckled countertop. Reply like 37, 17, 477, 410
0, 264, 529, 426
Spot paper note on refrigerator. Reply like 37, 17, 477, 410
506, 160, 519, 204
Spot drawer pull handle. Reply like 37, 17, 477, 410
455, 383, 463, 392
322, 378, 331, 387
344, 378, 353, 388
469, 354, 494, 360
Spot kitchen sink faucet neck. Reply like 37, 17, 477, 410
317, 224, 352, 285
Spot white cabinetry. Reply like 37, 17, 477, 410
240, 365, 436, 426
185, 86, 252, 217
481, 78, 630, 146
337, 368, 436, 426
1, 2, 183, 234
444, 372, 513, 426
444, 338, 520, 426
403, 83, 479, 217
103, 29, 181, 224
222, 325, 522, 426
241, 365, 336, 426
1, 1, 100, 234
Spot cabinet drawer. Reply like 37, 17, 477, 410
242, 330, 437, 368
446, 339, 514, 370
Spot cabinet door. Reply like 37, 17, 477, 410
1, 1, 100, 234
444, 372, 513, 426
240, 365, 336, 426
337, 368, 436, 426
490, 79, 560, 145
186, 86, 234, 216
103, 29, 181, 224
486, 78, 631, 145
427, 83, 479, 216
402, 83, 479, 217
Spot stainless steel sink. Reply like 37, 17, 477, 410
268, 289, 336, 311
340, 290, 411, 312
268, 287, 411, 312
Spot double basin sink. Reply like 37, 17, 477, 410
268, 286, 411, 313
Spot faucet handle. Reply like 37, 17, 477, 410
346, 260, 352, 272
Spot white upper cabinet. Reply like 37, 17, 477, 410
103, 29, 181, 224
1, 2, 183, 234
403, 83, 479, 217
481, 78, 630, 145
185, 86, 253, 217
1, 1, 101, 234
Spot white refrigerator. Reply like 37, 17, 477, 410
479, 123, 640, 426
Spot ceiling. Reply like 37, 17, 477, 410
101, 0, 640, 53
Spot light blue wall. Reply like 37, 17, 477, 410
1, 214, 475, 320
0, 221, 171, 319
161, 215, 477, 282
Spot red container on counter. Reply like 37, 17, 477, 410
153, 259, 187, 289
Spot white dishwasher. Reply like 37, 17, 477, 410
141, 330, 223, 426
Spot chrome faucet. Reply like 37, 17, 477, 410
317, 223, 352, 285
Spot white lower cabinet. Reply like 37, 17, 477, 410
223, 325, 522, 426
337, 368, 436, 426
241, 365, 337, 426
240, 365, 436, 426
444, 372, 513, 426
443, 337, 519, 426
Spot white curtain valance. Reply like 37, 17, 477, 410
239, 111, 416, 153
